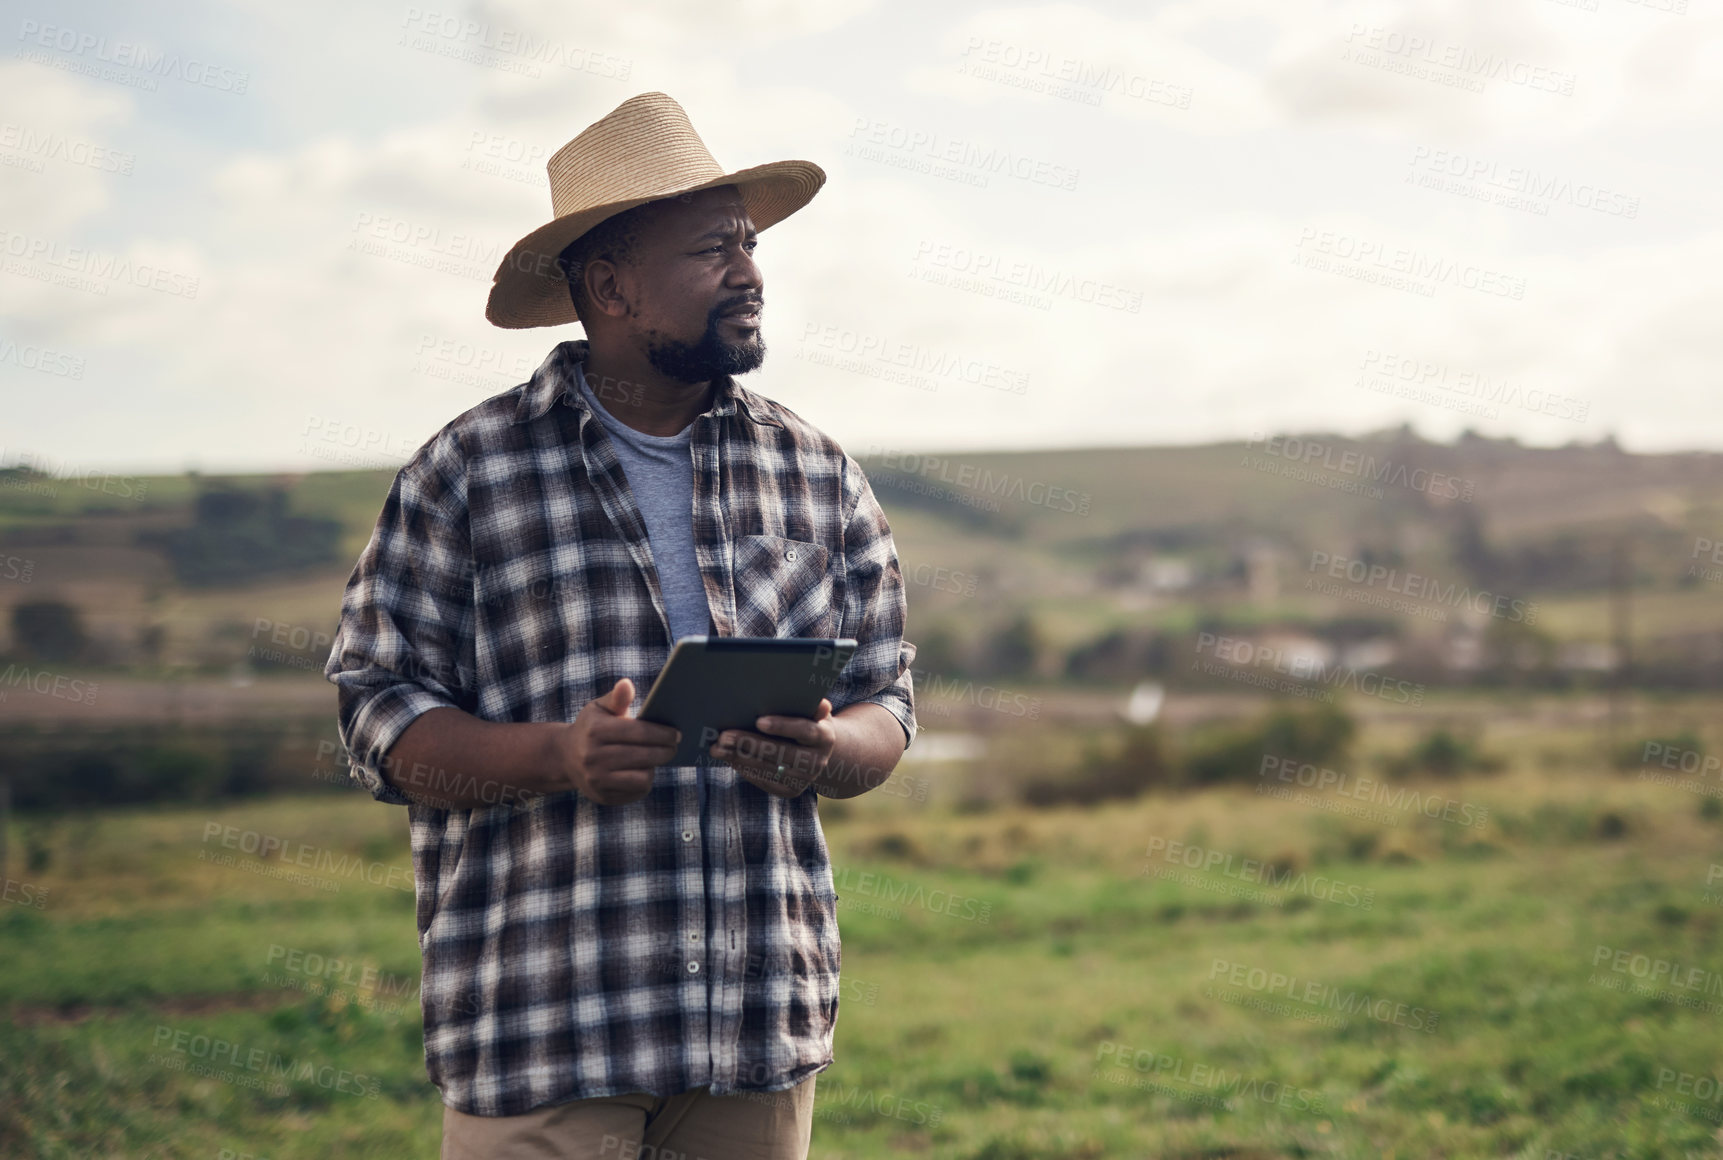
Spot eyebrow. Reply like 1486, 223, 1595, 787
691, 221, 757, 244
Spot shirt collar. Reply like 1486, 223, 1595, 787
511, 339, 782, 429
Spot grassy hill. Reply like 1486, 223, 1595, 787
2, 426, 1721, 692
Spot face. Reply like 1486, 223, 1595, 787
612, 185, 765, 383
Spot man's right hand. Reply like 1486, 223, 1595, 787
556, 678, 680, 805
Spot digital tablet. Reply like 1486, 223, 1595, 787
638, 636, 858, 766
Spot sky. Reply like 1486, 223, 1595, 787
1, 0, 1718, 476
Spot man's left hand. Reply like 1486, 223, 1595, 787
710, 699, 837, 797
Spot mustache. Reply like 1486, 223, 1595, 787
713, 297, 763, 318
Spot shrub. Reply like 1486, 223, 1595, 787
1383, 726, 1504, 779
1611, 730, 1704, 773
1181, 701, 1357, 787
9, 600, 88, 663
1022, 723, 1173, 806
981, 612, 1043, 678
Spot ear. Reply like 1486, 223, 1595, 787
583, 257, 633, 320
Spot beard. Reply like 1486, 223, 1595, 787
642, 301, 766, 383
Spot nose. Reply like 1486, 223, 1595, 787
726, 245, 762, 293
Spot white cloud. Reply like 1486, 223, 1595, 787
0, 59, 135, 235
902, 3, 1275, 133
2, 0, 1721, 471
1260, 0, 1723, 140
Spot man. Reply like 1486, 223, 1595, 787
323, 92, 917, 1159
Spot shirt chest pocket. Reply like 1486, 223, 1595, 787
732, 533, 837, 639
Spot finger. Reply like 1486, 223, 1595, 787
752, 715, 829, 748
599, 677, 634, 716
591, 716, 682, 746
715, 730, 794, 765
589, 744, 681, 771
718, 737, 818, 779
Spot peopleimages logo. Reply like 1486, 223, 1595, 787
1306, 551, 1538, 624
957, 36, 1193, 109
1141, 837, 1375, 909
1359, 348, 1589, 422
867, 446, 1092, 516
1257, 754, 1489, 831
1194, 631, 1425, 707
1092, 1042, 1325, 1113
397, 8, 633, 79
0, 337, 85, 379
265, 944, 420, 1000
797, 322, 1031, 395
149, 1026, 380, 1099
1406, 148, 1638, 220
0, 446, 149, 503
1588, 944, 1723, 1016
1245, 432, 1477, 503
0, 229, 200, 299
1339, 24, 1577, 96
0, 663, 98, 705
0, 122, 136, 175
915, 670, 1041, 719
847, 117, 1080, 192
1206, 958, 1440, 1033
199, 823, 413, 892
911, 240, 1142, 312
16, 19, 251, 93
1292, 227, 1527, 300
824, 863, 993, 923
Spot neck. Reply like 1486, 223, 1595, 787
581, 343, 714, 437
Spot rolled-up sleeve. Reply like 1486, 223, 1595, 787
826, 454, 917, 750
323, 430, 477, 805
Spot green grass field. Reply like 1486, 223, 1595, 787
6, 709, 1723, 1160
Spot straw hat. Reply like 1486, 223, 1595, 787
485, 91, 825, 329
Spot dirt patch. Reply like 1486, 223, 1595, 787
7, 989, 302, 1027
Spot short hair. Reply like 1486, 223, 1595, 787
558, 204, 651, 319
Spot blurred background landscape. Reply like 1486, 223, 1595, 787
6, 426, 1723, 1156
8, 0, 1722, 1149
4, 423, 1720, 814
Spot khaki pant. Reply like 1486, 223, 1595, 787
441, 1076, 816, 1160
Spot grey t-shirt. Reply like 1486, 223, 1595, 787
576, 365, 711, 645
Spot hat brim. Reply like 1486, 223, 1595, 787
484, 159, 824, 330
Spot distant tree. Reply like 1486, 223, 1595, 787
1322, 616, 1401, 646
10, 600, 87, 662
909, 621, 967, 677
983, 612, 1043, 678
1064, 628, 1172, 683
1064, 628, 1135, 683
140, 483, 343, 586
1182, 701, 1357, 787
1448, 506, 1497, 585
136, 623, 167, 667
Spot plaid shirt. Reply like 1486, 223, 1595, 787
323, 338, 916, 1116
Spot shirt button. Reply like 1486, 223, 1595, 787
690, 933, 700, 942
687, 962, 700, 974
682, 830, 694, 842
784, 548, 797, 561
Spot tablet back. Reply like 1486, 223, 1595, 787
640, 636, 858, 766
